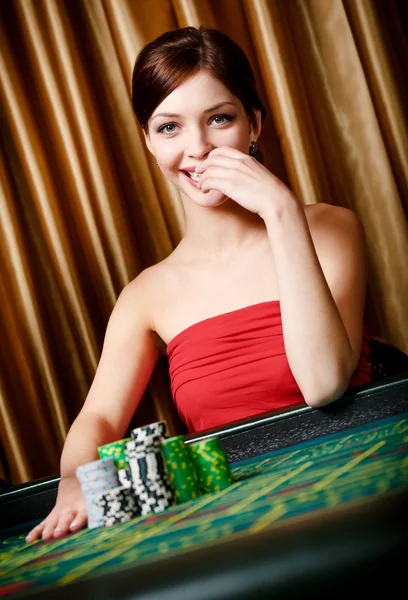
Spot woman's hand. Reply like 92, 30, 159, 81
195, 146, 297, 218
25, 476, 87, 542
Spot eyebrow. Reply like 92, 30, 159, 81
151, 101, 237, 121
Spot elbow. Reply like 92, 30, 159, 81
301, 371, 351, 409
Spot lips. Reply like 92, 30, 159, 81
180, 168, 201, 181
180, 170, 201, 188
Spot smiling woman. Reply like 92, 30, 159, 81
26, 25, 373, 544
144, 70, 260, 210
131, 27, 266, 210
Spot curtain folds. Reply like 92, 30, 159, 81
0, 0, 407, 484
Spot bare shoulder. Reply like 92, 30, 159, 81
109, 258, 180, 351
107, 263, 166, 335
305, 202, 366, 260
305, 201, 364, 232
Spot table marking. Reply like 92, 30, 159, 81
249, 504, 287, 533
247, 449, 302, 471
58, 484, 235, 585
1, 538, 76, 574
3, 483, 229, 576
229, 462, 312, 515
313, 441, 386, 491
392, 419, 407, 434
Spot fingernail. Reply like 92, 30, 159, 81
55, 527, 61, 532
70, 521, 78, 529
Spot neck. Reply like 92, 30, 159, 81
179, 196, 266, 261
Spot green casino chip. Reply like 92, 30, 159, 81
98, 438, 130, 471
187, 438, 234, 494
161, 436, 201, 503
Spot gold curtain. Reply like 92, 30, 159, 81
0, 0, 407, 484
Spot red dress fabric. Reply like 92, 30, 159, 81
167, 301, 372, 433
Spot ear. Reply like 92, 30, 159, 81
250, 109, 262, 141
143, 130, 154, 155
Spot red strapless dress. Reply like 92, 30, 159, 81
167, 301, 372, 433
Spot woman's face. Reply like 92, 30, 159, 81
146, 70, 258, 208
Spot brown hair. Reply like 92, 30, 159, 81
131, 26, 266, 137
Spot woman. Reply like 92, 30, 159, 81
26, 26, 370, 543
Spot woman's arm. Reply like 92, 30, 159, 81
26, 270, 159, 542
69, 273, 159, 461
263, 200, 367, 407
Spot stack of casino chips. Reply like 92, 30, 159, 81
95, 486, 139, 527
161, 435, 201, 503
76, 457, 124, 529
76, 421, 236, 530
187, 437, 234, 494
125, 421, 176, 516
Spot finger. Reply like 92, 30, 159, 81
69, 510, 88, 532
195, 155, 242, 174
26, 520, 47, 543
197, 166, 240, 185
207, 146, 247, 160
41, 516, 59, 541
53, 510, 77, 538
199, 177, 232, 195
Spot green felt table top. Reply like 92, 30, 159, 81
1, 413, 407, 598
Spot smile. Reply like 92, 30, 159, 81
181, 170, 201, 187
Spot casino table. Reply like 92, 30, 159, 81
1, 373, 408, 599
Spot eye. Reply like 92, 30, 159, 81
157, 123, 178, 134
211, 114, 234, 125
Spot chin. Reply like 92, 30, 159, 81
193, 191, 228, 208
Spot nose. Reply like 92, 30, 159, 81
185, 127, 214, 160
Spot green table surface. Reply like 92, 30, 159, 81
1, 413, 407, 598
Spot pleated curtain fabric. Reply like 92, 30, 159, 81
0, 0, 407, 484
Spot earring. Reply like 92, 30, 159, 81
156, 161, 160, 168
249, 141, 258, 156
